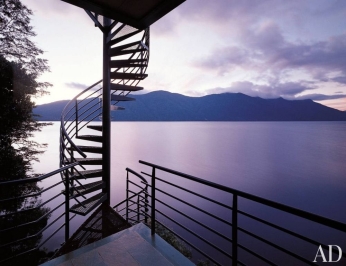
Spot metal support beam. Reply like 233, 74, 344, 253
102, 17, 111, 206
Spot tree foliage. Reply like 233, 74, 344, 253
0, 0, 50, 79
0, 0, 51, 165
0, 1, 53, 263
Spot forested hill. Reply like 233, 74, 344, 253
34, 91, 346, 121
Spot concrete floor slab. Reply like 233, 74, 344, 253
41, 223, 194, 266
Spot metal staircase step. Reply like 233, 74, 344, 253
64, 158, 103, 165
109, 29, 141, 46
68, 145, 102, 154
110, 72, 148, 80
109, 40, 145, 52
110, 48, 147, 57
76, 135, 103, 143
110, 60, 147, 68
70, 192, 107, 216
87, 125, 102, 132
111, 95, 135, 102
110, 83, 143, 91
65, 181, 105, 197
70, 169, 103, 179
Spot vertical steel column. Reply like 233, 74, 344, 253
232, 194, 238, 265
151, 167, 156, 235
102, 17, 111, 205
65, 170, 70, 242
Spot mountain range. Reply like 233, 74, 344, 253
34, 91, 346, 121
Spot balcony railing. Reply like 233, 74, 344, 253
0, 162, 79, 265
115, 160, 346, 265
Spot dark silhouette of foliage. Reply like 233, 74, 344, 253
0, 0, 50, 78
0, 1, 54, 264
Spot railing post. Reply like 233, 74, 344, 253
137, 195, 140, 223
65, 169, 70, 242
126, 170, 129, 222
151, 167, 156, 235
75, 99, 78, 137
232, 194, 238, 265
145, 184, 148, 225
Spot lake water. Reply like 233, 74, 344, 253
31, 122, 346, 264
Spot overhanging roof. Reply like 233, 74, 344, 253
61, 0, 185, 30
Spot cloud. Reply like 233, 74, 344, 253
65, 82, 88, 90
193, 18, 346, 86
293, 94, 346, 101
204, 81, 315, 99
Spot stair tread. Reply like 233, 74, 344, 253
110, 72, 148, 80
110, 48, 147, 57
111, 95, 135, 102
68, 145, 102, 153
66, 181, 105, 197
110, 83, 143, 91
87, 125, 102, 132
70, 169, 103, 179
77, 135, 103, 143
64, 158, 103, 165
70, 192, 107, 216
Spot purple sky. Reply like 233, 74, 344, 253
22, 0, 346, 110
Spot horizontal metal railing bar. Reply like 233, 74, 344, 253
38, 213, 65, 248
128, 179, 147, 190
153, 218, 222, 266
156, 208, 233, 260
0, 201, 65, 235
0, 247, 37, 264
77, 98, 102, 123
156, 197, 233, 244
0, 191, 63, 219
238, 209, 346, 257
0, 209, 65, 249
153, 174, 233, 211
238, 243, 277, 266
65, 112, 77, 125
38, 214, 74, 249
0, 180, 64, 204
113, 192, 140, 209
126, 168, 148, 184
77, 89, 102, 110
139, 160, 346, 233
60, 127, 86, 158
145, 183, 233, 227
77, 106, 102, 126
127, 199, 146, 209
0, 163, 79, 186
76, 112, 102, 133
238, 227, 316, 265
127, 189, 146, 198
128, 213, 138, 221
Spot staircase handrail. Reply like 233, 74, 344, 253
0, 162, 79, 186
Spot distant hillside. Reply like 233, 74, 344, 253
34, 91, 346, 121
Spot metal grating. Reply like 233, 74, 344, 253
70, 193, 107, 216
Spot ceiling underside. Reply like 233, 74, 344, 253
62, 0, 185, 30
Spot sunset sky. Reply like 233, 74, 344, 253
22, 0, 346, 111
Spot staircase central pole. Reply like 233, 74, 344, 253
102, 17, 111, 206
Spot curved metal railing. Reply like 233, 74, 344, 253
113, 168, 148, 224
59, 25, 150, 207
60, 26, 149, 173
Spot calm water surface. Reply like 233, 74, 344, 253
32, 122, 346, 263
33, 121, 346, 221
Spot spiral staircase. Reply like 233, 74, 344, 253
59, 21, 149, 218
